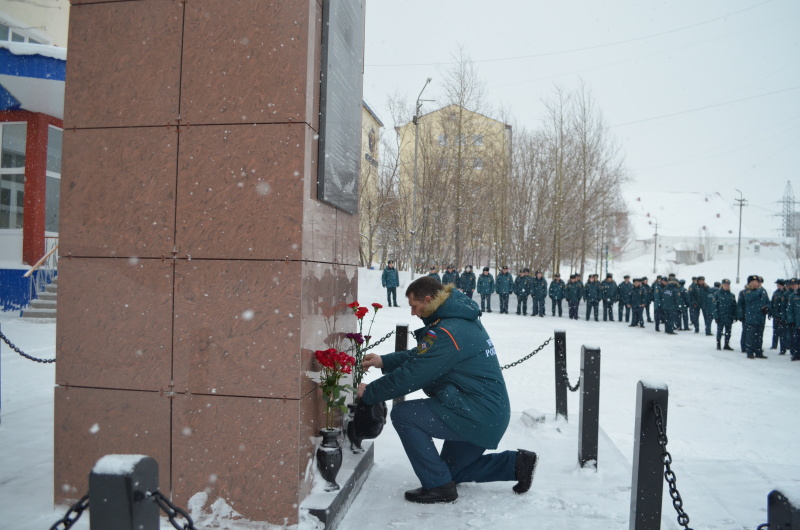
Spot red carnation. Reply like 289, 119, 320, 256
348, 301, 359, 309
372, 303, 383, 310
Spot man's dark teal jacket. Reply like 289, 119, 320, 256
361, 286, 510, 449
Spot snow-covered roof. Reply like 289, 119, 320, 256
0, 42, 66, 119
623, 190, 765, 240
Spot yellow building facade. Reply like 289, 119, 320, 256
358, 101, 384, 267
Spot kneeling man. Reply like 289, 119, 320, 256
358, 276, 538, 503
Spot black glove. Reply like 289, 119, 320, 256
761, 307, 770, 315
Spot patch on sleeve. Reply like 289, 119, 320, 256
417, 331, 437, 354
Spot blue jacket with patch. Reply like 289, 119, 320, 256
362, 286, 510, 449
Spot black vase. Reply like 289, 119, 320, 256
316, 428, 342, 492
345, 404, 364, 453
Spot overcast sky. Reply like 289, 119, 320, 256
362, 0, 799, 237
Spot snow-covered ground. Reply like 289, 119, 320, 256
1, 254, 798, 529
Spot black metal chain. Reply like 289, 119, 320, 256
0, 329, 56, 363
562, 368, 581, 392
653, 403, 694, 530
501, 336, 553, 370
344, 329, 396, 354
49, 494, 89, 530
149, 490, 197, 530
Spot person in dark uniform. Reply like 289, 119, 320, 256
628, 278, 645, 328
530, 270, 548, 317
381, 260, 400, 307
770, 279, 786, 352
459, 265, 476, 300
713, 278, 737, 350
737, 275, 771, 359
513, 268, 530, 316
358, 277, 539, 503
565, 274, 583, 320
661, 277, 679, 334
653, 275, 664, 332
441, 265, 459, 287
678, 279, 690, 330
428, 266, 441, 283
477, 267, 494, 313
641, 277, 653, 322
548, 273, 565, 317
495, 266, 513, 315
618, 275, 633, 323
584, 274, 601, 321
600, 273, 618, 321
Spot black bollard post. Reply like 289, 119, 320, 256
578, 345, 600, 468
766, 489, 800, 528
89, 455, 160, 530
393, 324, 409, 404
554, 330, 567, 420
629, 381, 669, 530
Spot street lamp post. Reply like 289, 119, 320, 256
652, 218, 659, 274
410, 77, 432, 283
734, 189, 747, 284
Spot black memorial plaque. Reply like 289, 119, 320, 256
317, 0, 365, 215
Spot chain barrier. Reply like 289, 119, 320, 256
361, 329, 396, 354
0, 328, 56, 363
149, 490, 197, 530
653, 402, 694, 530
562, 368, 580, 392
49, 494, 89, 530
501, 336, 553, 370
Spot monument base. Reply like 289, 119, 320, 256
301, 440, 374, 529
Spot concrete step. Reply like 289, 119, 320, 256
30, 299, 57, 310
45, 284, 58, 293
21, 308, 57, 319
38, 291, 57, 301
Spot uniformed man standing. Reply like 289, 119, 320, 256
548, 273, 565, 317
628, 278, 645, 328
530, 270, 548, 317
428, 266, 442, 283
618, 275, 633, 323
495, 265, 514, 315
441, 265, 459, 287
381, 260, 400, 307
737, 274, 771, 359
477, 267, 495, 313
713, 279, 737, 350
600, 273, 618, 322
770, 279, 786, 353
513, 268, 530, 316
459, 265, 476, 300
641, 277, 653, 323
584, 274, 601, 321
565, 274, 583, 320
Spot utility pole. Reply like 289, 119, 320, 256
734, 189, 747, 284
410, 77, 432, 283
652, 219, 659, 274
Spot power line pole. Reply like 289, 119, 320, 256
652, 219, 659, 274
734, 189, 747, 284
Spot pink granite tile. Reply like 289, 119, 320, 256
56, 257, 173, 391
180, 0, 321, 129
54, 386, 171, 505
59, 128, 177, 258
65, 0, 182, 128
175, 123, 308, 260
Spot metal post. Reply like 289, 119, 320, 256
629, 381, 669, 530
90, 455, 160, 530
410, 77, 432, 281
554, 330, 567, 420
393, 324, 409, 404
766, 489, 800, 529
734, 189, 747, 284
652, 219, 659, 274
578, 345, 601, 468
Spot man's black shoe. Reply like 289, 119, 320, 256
513, 449, 538, 494
723, 343, 734, 351
405, 481, 458, 504
755, 353, 768, 359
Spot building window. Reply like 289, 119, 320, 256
46, 126, 62, 233
754, 245, 760, 254
718, 244, 724, 251
473, 158, 484, 170
437, 134, 447, 146
1, 122, 27, 229
0, 22, 45, 44
437, 158, 449, 170
473, 134, 484, 146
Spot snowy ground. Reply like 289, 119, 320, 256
1, 255, 798, 529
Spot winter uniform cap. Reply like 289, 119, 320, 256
679, 279, 685, 285
606, 273, 613, 278
758, 276, 764, 282
387, 260, 394, 264
430, 266, 436, 271
642, 276, 648, 280
554, 273, 560, 277
536, 270, 542, 274
624, 275, 630, 279
698, 276, 705, 280
465, 265, 472, 270
691, 276, 697, 280
502, 265, 508, 269
656, 275, 662, 279
776, 279, 785, 285
483, 266, 490, 272
747, 275, 758, 283
721, 278, 731, 284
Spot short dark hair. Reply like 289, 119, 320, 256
406, 276, 444, 300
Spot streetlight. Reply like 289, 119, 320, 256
734, 189, 747, 284
410, 77, 432, 283
652, 218, 659, 274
